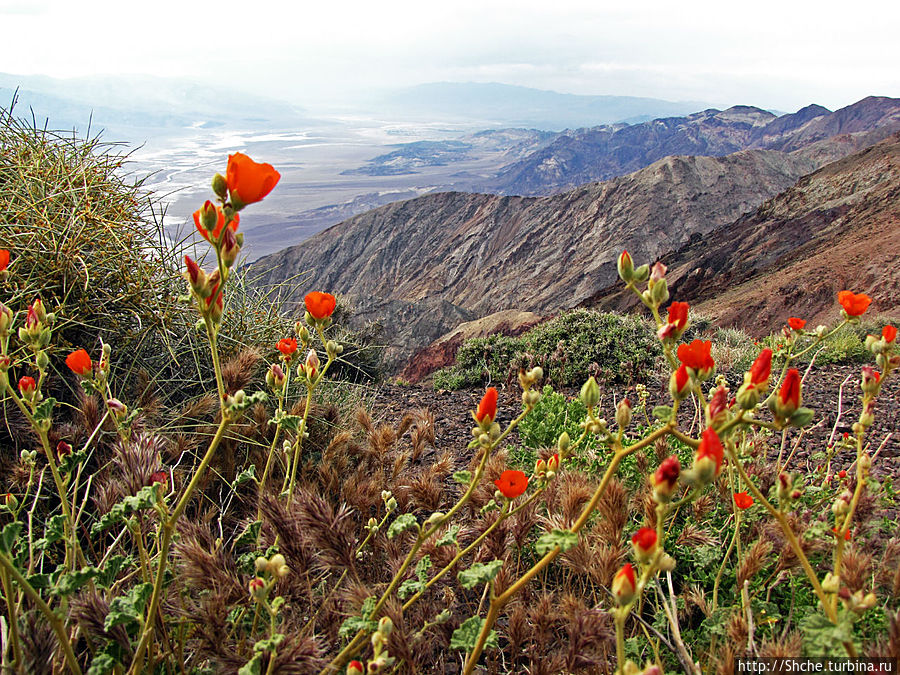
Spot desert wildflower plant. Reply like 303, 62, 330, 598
0, 141, 898, 675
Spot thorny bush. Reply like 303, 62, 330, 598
0, 156, 898, 675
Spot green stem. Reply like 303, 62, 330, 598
0, 551, 82, 675
0, 566, 24, 669
128, 417, 230, 674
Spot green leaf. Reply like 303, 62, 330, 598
415, 555, 433, 582
337, 595, 379, 639
398, 578, 424, 600
789, 407, 815, 428
799, 612, 856, 656
104, 582, 153, 631
387, 513, 418, 539
86, 653, 118, 675
652, 405, 673, 423
272, 411, 303, 432
450, 615, 499, 652
436, 524, 460, 548
33, 397, 56, 422
234, 521, 262, 551
237, 653, 264, 675
0, 521, 22, 554
92, 484, 162, 536
26, 573, 51, 591
253, 633, 285, 654
458, 560, 504, 590
534, 529, 579, 556
97, 555, 130, 589
34, 514, 68, 551
452, 470, 472, 485
59, 449, 89, 474
53, 566, 100, 597
232, 465, 257, 489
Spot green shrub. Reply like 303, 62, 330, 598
433, 309, 661, 390
517, 385, 590, 451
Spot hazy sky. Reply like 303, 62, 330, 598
2, 0, 898, 111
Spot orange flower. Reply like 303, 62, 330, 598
304, 291, 336, 320
749, 348, 773, 388
476, 387, 498, 423
838, 290, 871, 317
667, 302, 689, 331
832, 526, 851, 541
653, 455, 681, 494
17, 376, 35, 395
0, 249, 9, 271
66, 349, 93, 377
788, 317, 806, 330
696, 427, 724, 476
883, 325, 897, 343
631, 527, 658, 557
734, 492, 754, 509
494, 469, 528, 499
226, 153, 281, 206
777, 368, 802, 416
612, 563, 637, 605
193, 201, 239, 242
677, 339, 714, 377
276, 338, 297, 356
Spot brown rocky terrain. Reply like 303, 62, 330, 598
590, 133, 900, 334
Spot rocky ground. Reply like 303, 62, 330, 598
363, 364, 899, 483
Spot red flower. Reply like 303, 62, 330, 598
494, 469, 528, 499
677, 339, 714, 377
276, 338, 297, 356
348, 662, 364, 675
832, 527, 851, 541
226, 153, 281, 206
733, 492, 754, 509
670, 363, 691, 399
65, 349, 93, 377
788, 317, 806, 331
304, 291, 337, 320
476, 387, 498, 423
56, 441, 72, 457
0, 249, 9, 271
838, 291, 871, 317
696, 427, 724, 476
631, 527, 658, 556
749, 348, 773, 388
612, 563, 637, 605
883, 325, 897, 343
667, 302, 689, 331
653, 456, 681, 491
838, 470, 847, 479
193, 201, 239, 242
149, 470, 168, 487
777, 368, 802, 416
17, 376, 36, 395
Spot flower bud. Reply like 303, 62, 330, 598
616, 398, 632, 429
651, 456, 680, 502
534, 458, 547, 478
580, 376, 600, 409
650, 278, 669, 305
557, 431, 570, 455
706, 386, 728, 426
3, 493, 18, 511
822, 572, 840, 594
777, 473, 793, 503
547, 453, 560, 473
617, 250, 634, 283
304, 349, 320, 380
0, 303, 13, 335
18, 375, 36, 400
378, 616, 393, 636
633, 264, 650, 282
612, 563, 637, 605
326, 340, 342, 359
649, 261, 667, 282
56, 441, 72, 458
860, 366, 881, 395
348, 662, 365, 675
669, 364, 691, 401
255, 557, 269, 574
657, 553, 676, 572
735, 382, 760, 410
220, 226, 240, 267
631, 527, 658, 561
212, 173, 228, 199
858, 452, 872, 473
248, 577, 266, 599
106, 398, 127, 421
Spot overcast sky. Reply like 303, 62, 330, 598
2, 0, 898, 111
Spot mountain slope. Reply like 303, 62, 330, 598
588, 134, 900, 331
254, 148, 829, 369
486, 97, 900, 195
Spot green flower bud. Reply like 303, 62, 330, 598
580, 376, 600, 408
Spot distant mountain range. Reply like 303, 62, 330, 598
376, 82, 712, 130
252, 96, 900, 373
